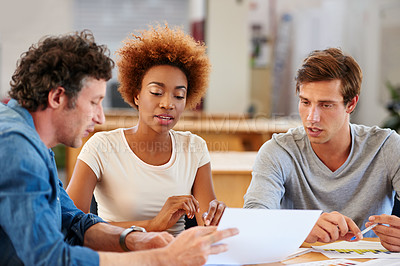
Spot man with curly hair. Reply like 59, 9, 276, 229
0, 30, 238, 265
67, 24, 226, 237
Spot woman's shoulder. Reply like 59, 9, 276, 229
85, 128, 125, 148
92, 128, 124, 139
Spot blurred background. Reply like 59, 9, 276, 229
1, 0, 400, 125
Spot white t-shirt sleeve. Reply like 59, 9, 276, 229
77, 132, 109, 181
198, 137, 210, 167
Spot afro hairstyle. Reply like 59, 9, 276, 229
116, 24, 211, 109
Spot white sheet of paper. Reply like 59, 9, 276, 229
312, 240, 387, 251
206, 208, 321, 265
283, 248, 312, 260
312, 240, 400, 259
359, 259, 400, 266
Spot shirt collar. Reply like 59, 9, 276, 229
7, 99, 36, 131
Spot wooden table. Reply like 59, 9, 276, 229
210, 151, 257, 208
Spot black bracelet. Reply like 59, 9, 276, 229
119, 226, 147, 252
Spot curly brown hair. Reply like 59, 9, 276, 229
295, 47, 362, 106
116, 24, 211, 109
9, 30, 114, 111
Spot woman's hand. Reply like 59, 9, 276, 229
202, 199, 226, 226
149, 195, 199, 231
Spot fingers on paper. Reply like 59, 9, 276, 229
343, 216, 361, 240
188, 226, 239, 254
318, 212, 342, 241
307, 224, 331, 243
380, 235, 400, 252
367, 215, 400, 251
203, 200, 226, 226
313, 212, 359, 242
207, 228, 239, 248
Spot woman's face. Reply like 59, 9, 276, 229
135, 65, 188, 134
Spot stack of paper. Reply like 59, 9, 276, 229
290, 259, 362, 265
312, 240, 400, 259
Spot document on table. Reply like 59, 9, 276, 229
359, 259, 400, 265
312, 240, 400, 259
290, 258, 362, 265
283, 248, 313, 260
206, 208, 321, 265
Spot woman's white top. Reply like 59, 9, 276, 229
78, 128, 210, 235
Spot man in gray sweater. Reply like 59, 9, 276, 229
244, 48, 400, 251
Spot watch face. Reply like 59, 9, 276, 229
120, 225, 148, 251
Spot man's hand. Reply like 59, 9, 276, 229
202, 199, 226, 226
163, 226, 239, 266
149, 195, 200, 231
305, 211, 361, 243
366, 214, 400, 252
126, 231, 174, 251
98, 226, 239, 265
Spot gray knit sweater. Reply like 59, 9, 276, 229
244, 124, 400, 237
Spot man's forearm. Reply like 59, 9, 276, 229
97, 225, 239, 266
84, 222, 125, 252
84, 222, 174, 252
98, 248, 166, 266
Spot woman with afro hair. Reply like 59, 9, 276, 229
67, 24, 226, 236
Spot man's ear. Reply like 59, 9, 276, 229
48, 87, 66, 109
346, 95, 359, 114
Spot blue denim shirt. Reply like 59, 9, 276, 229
0, 100, 105, 265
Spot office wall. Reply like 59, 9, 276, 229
272, 0, 400, 127
0, 0, 73, 99
1, 0, 398, 128
345, 0, 400, 127
0, 0, 188, 102
272, 0, 347, 117
73, 0, 189, 108
205, 0, 250, 114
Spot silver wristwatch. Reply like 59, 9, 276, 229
119, 225, 147, 251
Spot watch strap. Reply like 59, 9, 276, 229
119, 226, 147, 251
